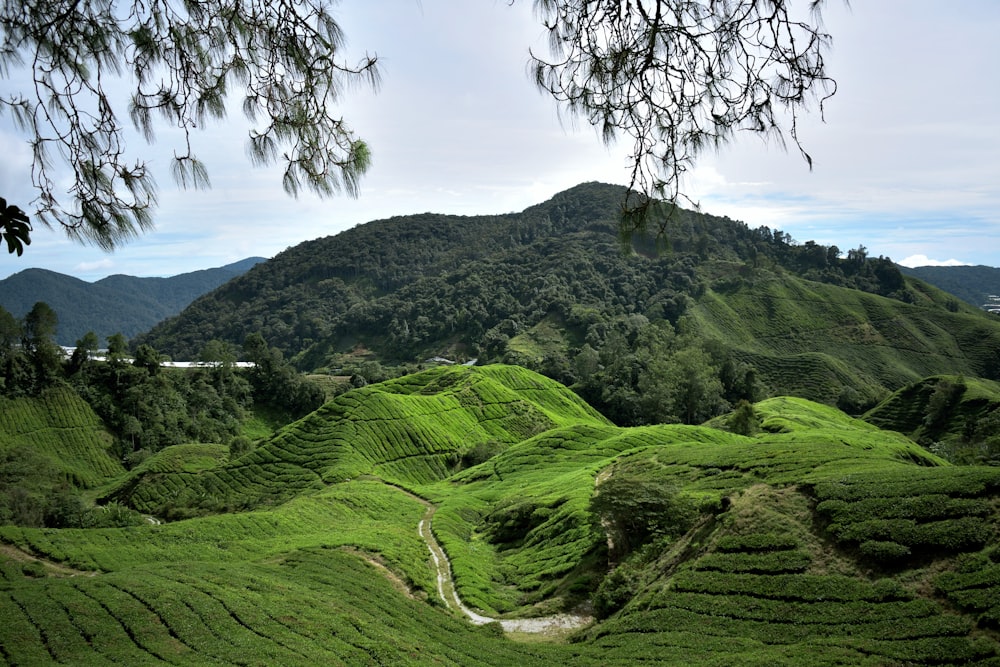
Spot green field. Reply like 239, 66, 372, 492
2, 365, 999, 664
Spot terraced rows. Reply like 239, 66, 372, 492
3, 366, 1000, 664
106, 365, 610, 515
2, 481, 433, 589
693, 279, 1000, 402
812, 466, 1000, 561
0, 386, 123, 487
0, 548, 577, 665
579, 483, 999, 665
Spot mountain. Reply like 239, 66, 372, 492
2, 365, 999, 664
900, 264, 1000, 308
0, 257, 265, 344
138, 182, 1000, 415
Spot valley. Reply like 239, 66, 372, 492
2, 365, 1000, 664
2, 184, 1000, 664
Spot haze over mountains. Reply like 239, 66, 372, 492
0, 257, 265, 345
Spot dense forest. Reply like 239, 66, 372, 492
141, 183, 912, 364
139, 182, 1000, 429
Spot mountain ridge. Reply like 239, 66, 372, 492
138, 182, 1000, 418
0, 257, 265, 344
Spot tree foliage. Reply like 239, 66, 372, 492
590, 468, 698, 560
2, 1, 841, 252
531, 0, 836, 232
0, 0, 379, 248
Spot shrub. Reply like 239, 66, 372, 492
859, 540, 911, 561
590, 472, 698, 559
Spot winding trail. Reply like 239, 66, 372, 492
414, 500, 592, 634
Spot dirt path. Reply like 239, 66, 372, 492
413, 498, 592, 634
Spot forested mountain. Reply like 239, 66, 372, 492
139, 183, 1000, 424
0, 257, 264, 344
900, 264, 1000, 307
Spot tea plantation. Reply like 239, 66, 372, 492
2, 365, 999, 664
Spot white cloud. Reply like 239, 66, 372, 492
74, 259, 116, 274
2, 0, 1000, 279
897, 255, 972, 268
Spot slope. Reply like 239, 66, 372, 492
864, 374, 1000, 464
0, 385, 123, 489
901, 264, 1000, 307
3, 369, 999, 664
0, 257, 264, 344
137, 182, 1000, 413
102, 364, 611, 516
690, 271, 1000, 405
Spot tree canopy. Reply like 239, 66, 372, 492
1, 0, 834, 252
1, 0, 379, 251
532, 0, 835, 232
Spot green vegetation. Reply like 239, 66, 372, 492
136, 183, 1000, 427
900, 263, 1000, 307
0, 258, 263, 344
865, 375, 1000, 464
2, 364, 1000, 664
4, 183, 1000, 662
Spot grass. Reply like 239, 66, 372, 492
2, 365, 1000, 664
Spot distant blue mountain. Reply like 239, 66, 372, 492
0, 257, 266, 345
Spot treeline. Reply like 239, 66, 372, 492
137, 183, 910, 370
0, 301, 325, 527
494, 312, 764, 427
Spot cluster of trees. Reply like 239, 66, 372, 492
509, 314, 763, 427
140, 184, 911, 370
1, 302, 324, 465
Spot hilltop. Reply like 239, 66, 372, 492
1, 365, 999, 664
0, 257, 264, 344
138, 182, 1000, 421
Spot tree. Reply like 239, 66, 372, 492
2, 2, 837, 253
132, 343, 162, 376
67, 330, 100, 375
639, 344, 726, 424
531, 0, 836, 234
22, 301, 62, 390
590, 470, 697, 559
0, 305, 25, 392
1, 0, 379, 249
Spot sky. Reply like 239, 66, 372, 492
2, 0, 999, 281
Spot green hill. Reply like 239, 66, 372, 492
0, 385, 122, 489
901, 264, 1000, 307
864, 375, 1000, 464
136, 183, 1000, 420
0, 257, 264, 344
102, 364, 611, 517
690, 271, 1000, 406
3, 366, 999, 664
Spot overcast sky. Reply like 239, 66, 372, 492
2, 0, 999, 281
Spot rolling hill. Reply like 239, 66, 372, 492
0, 257, 265, 345
1, 365, 999, 664
137, 182, 1000, 414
